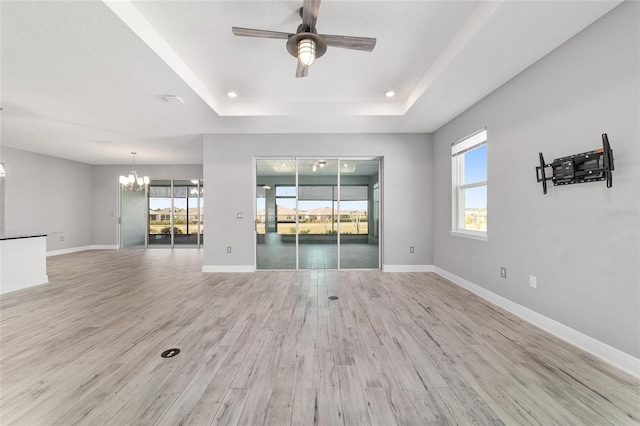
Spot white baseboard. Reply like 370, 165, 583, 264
47, 245, 118, 257
383, 265, 434, 273
433, 266, 640, 379
202, 265, 254, 273
91, 245, 119, 250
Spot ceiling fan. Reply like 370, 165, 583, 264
232, 0, 377, 78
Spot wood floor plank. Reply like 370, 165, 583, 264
265, 365, 297, 426
363, 387, 398, 426
155, 343, 233, 426
180, 363, 239, 426
367, 345, 424, 425
211, 387, 249, 426
235, 333, 281, 425
0, 249, 638, 426
316, 347, 344, 426
338, 365, 370, 425
291, 387, 317, 426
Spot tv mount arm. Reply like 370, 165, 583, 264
536, 133, 614, 194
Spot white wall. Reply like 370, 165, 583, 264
1, 147, 94, 251
433, 2, 639, 359
203, 133, 433, 271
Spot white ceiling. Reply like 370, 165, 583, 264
0, 0, 621, 165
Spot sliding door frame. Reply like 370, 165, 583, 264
119, 177, 203, 249
254, 156, 382, 270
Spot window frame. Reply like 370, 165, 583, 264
451, 128, 488, 241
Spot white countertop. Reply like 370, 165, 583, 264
0, 234, 47, 241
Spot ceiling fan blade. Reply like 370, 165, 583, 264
296, 59, 309, 78
302, 0, 321, 32
232, 27, 291, 40
320, 34, 376, 52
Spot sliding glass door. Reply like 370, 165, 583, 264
256, 157, 380, 270
256, 159, 296, 269
173, 180, 202, 246
149, 180, 172, 246
148, 179, 203, 248
339, 159, 380, 269
298, 159, 339, 269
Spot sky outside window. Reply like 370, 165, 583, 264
463, 144, 487, 209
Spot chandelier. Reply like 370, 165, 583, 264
119, 152, 149, 191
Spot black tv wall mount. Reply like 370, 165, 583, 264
536, 133, 614, 194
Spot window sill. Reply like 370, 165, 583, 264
450, 230, 488, 242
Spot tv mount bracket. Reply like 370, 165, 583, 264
536, 133, 614, 195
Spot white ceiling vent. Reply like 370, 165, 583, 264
164, 95, 184, 105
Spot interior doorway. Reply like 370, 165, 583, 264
256, 157, 380, 270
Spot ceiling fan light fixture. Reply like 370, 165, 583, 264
298, 38, 316, 67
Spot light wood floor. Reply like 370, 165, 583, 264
1, 249, 638, 425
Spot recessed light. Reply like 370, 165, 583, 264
385, 90, 395, 98
165, 95, 184, 104
227, 91, 238, 98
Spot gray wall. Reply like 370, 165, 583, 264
203, 133, 433, 269
0, 147, 94, 251
92, 164, 203, 246
0, 147, 203, 249
432, 2, 639, 358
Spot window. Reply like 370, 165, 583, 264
451, 128, 487, 240
275, 185, 297, 233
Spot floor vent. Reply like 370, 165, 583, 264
161, 348, 180, 358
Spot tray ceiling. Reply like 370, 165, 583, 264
0, 1, 621, 164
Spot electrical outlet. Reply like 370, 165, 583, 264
410, 246, 415, 253
500, 267, 507, 278
237, 212, 243, 219
530, 275, 537, 288
227, 246, 232, 253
